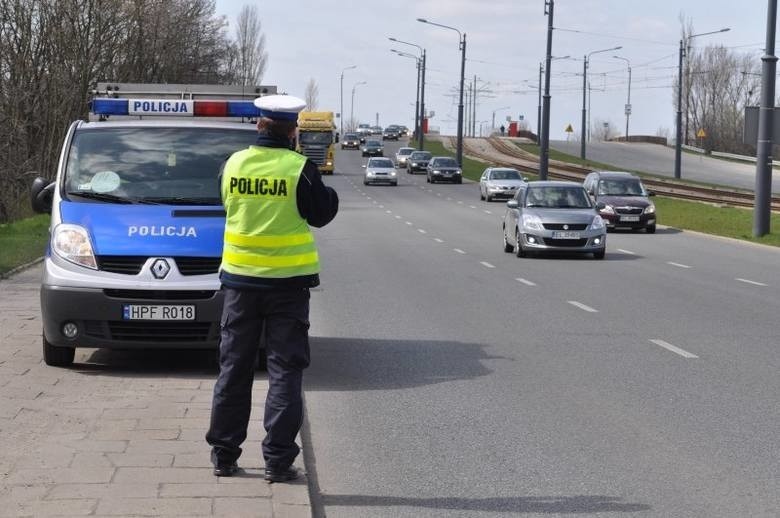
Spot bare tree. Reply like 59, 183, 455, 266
592, 118, 617, 141
304, 78, 319, 111
234, 4, 267, 86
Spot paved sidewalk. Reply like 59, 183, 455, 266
0, 265, 311, 517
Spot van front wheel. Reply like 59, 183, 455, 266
42, 334, 75, 367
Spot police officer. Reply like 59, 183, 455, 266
206, 95, 338, 483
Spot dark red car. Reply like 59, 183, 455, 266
583, 171, 656, 233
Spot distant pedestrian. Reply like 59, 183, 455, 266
499, 125, 505, 136
206, 94, 339, 483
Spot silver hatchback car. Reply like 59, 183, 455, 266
395, 147, 416, 168
363, 157, 398, 186
479, 167, 528, 202
502, 181, 606, 259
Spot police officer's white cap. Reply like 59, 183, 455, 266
253, 95, 307, 121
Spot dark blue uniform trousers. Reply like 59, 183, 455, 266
206, 287, 310, 470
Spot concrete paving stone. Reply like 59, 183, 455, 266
101, 406, 187, 420
57, 440, 127, 454
10, 498, 97, 516
160, 482, 271, 498
46, 483, 159, 500
269, 478, 309, 505
124, 440, 204, 455
171, 454, 210, 468
12, 450, 75, 468
2, 387, 44, 400
272, 503, 312, 518
176, 428, 210, 442
213, 497, 274, 517
0, 402, 22, 419
95, 497, 212, 516
107, 453, 174, 467
42, 433, 90, 445
127, 380, 204, 391
151, 390, 197, 402
113, 467, 215, 484
137, 418, 205, 430
4, 468, 115, 485
70, 452, 113, 468
182, 408, 212, 419
91, 428, 179, 441
90, 419, 138, 431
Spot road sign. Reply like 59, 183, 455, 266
518, 115, 524, 121
565, 124, 574, 133
625, 103, 632, 115
696, 128, 706, 138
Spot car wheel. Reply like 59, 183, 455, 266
593, 249, 606, 259
42, 334, 75, 367
485, 193, 492, 202
456, 177, 462, 184
480, 189, 485, 201
646, 224, 656, 234
503, 226, 513, 253
364, 180, 368, 185
514, 230, 527, 258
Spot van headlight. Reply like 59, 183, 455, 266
52, 224, 97, 269
590, 215, 605, 230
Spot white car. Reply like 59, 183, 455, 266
395, 147, 416, 168
363, 157, 398, 186
479, 167, 528, 202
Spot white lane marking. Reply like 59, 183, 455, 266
395, 215, 402, 219
650, 339, 699, 359
379, 205, 384, 208
484, 210, 493, 215
386, 210, 392, 214
617, 248, 635, 255
516, 278, 536, 286
437, 193, 442, 196
453, 248, 466, 254
457, 201, 464, 204
667, 261, 691, 269
567, 301, 598, 313
480, 261, 495, 269
418, 229, 427, 234
405, 221, 413, 226
469, 205, 477, 209
434, 238, 444, 243
736, 278, 767, 286
446, 197, 452, 201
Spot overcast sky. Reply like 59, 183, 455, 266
214, 0, 766, 140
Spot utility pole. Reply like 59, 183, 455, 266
754, 0, 777, 236
540, 0, 554, 180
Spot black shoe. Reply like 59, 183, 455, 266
264, 465, 300, 483
213, 461, 238, 477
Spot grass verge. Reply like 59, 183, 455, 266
0, 214, 50, 276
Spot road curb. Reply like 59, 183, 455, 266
0, 256, 43, 280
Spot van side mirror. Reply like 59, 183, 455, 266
31, 176, 54, 214
506, 200, 519, 209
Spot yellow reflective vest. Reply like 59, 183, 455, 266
220, 146, 320, 278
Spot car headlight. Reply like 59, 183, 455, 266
600, 204, 615, 215
456, 170, 462, 175
590, 215, 605, 230
52, 224, 97, 269
521, 213, 544, 231
433, 170, 441, 174
390, 171, 397, 176
644, 204, 656, 214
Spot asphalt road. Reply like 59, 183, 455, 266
302, 141, 779, 517
550, 140, 780, 193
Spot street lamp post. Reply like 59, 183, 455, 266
350, 81, 367, 125
391, 49, 421, 147
340, 65, 356, 135
537, 55, 571, 146
581, 46, 622, 160
418, 18, 466, 167
492, 106, 510, 134
390, 37, 426, 150
613, 55, 631, 139
674, 27, 730, 179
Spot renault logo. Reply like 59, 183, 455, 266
151, 258, 171, 279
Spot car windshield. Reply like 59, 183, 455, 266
299, 132, 333, 145
491, 169, 522, 180
64, 127, 256, 205
345, 133, 358, 139
433, 158, 458, 167
366, 141, 381, 147
398, 148, 414, 156
369, 158, 394, 168
525, 186, 592, 209
598, 179, 646, 196
411, 152, 432, 160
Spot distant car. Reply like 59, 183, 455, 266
361, 140, 384, 157
406, 150, 432, 173
357, 124, 371, 136
370, 126, 383, 135
341, 132, 360, 150
480, 167, 528, 202
363, 157, 398, 186
502, 181, 606, 259
395, 147, 416, 168
382, 126, 400, 140
426, 156, 462, 184
399, 125, 410, 137
583, 171, 656, 233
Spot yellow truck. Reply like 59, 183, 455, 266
297, 111, 335, 174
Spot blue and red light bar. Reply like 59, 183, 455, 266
90, 98, 261, 117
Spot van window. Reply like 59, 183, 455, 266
64, 127, 256, 205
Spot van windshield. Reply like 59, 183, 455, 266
64, 127, 257, 205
